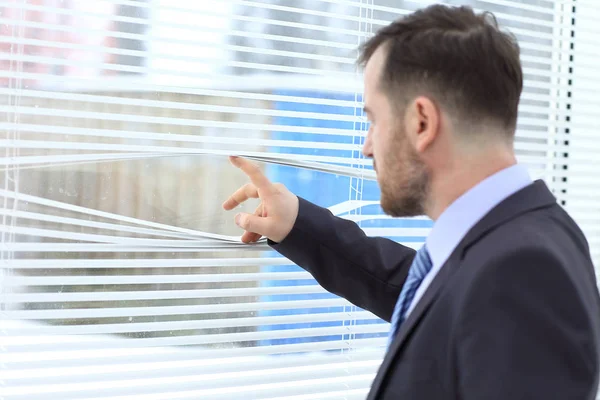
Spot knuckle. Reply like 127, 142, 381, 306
240, 216, 251, 229
231, 192, 243, 202
244, 183, 257, 196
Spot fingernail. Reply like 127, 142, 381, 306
235, 213, 241, 226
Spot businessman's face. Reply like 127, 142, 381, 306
362, 46, 429, 217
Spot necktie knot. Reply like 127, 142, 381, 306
387, 245, 433, 346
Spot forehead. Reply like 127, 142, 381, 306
363, 45, 388, 102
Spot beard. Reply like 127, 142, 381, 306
378, 130, 430, 218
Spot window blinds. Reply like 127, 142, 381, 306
561, 0, 600, 281
0, 0, 595, 399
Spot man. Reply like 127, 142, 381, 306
222, 4, 600, 399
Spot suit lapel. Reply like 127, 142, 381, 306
367, 256, 459, 399
367, 180, 557, 399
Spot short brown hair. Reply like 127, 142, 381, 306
359, 5, 523, 136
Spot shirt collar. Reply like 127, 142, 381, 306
426, 164, 533, 269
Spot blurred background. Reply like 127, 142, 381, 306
1, 0, 598, 399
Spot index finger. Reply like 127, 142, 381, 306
229, 156, 274, 191
222, 183, 258, 210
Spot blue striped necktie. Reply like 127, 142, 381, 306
388, 245, 433, 346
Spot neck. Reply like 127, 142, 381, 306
425, 148, 517, 221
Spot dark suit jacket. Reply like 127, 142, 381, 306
270, 180, 600, 399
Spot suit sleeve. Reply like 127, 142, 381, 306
456, 247, 599, 400
268, 197, 416, 322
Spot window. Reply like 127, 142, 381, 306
0, 1, 595, 399
562, 0, 600, 279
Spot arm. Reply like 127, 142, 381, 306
222, 157, 414, 322
269, 197, 415, 322
456, 248, 599, 399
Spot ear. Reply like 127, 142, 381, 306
404, 96, 440, 154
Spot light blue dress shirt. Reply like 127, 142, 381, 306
405, 163, 533, 317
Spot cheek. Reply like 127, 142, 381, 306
371, 125, 383, 149
373, 127, 392, 160
372, 139, 386, 169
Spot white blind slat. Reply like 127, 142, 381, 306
3, 311, 378, 333
4, 298, 353, 319
1, 337, 387, 363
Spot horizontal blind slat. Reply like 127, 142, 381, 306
3, 312, 379, 334
3, 286, 331, 303
0, 349, 383, 378
4, 298, 353, 319
1, 373, 377, 398
2, 337, 387, 363
4, 324, 388, 348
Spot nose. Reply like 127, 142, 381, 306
362, 128, 373, 158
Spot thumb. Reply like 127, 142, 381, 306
235, 212, 270, 236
